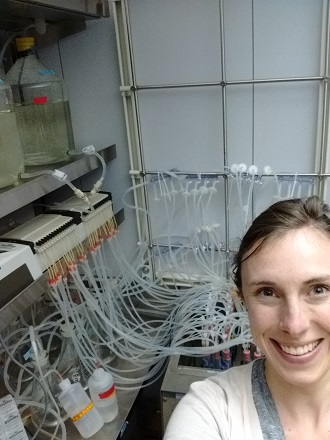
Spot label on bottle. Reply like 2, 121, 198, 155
38, 69, 55, 76
98, 384, 115, 399
33, 96, 48, 105
71, 402, 94, 422
0, 395, 29, 440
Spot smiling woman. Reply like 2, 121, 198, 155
164, 196, 330, 440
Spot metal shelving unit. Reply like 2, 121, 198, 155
0, 145, 117, 219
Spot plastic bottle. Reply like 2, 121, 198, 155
6, 37, 75, 165
0, 67, 24, 188
58, 378, 104, 438
88, 367, 118, 423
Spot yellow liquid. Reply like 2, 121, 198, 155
0, 110, 24, 188
15, 100, 75, 166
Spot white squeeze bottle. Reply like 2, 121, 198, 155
58, 378, 104, 438
88, 367, 119, 423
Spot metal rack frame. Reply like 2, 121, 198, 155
113, 0, 330, 281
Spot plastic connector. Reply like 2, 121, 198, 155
248, 165, 258, 175
74, 188, 90, 204
90, 178, 104, 196
263, 165, 273, 175
34, 18, 47, 35
82, 145, 96, 155
238, 163, 247, 173
52, 169, 68, 182
230, 163, 239, 174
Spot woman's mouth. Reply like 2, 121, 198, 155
278, 340, 320, 356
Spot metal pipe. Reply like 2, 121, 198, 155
143, 170, 324, 178
123, 0, 156, 277
144, 171, 228, 177
132, 76, 324, 92
317, 0, 330, 197
227, 76, 324, 86
219, 0, 231, 280
251, 0, 256, 220
219, 0, 226, 85
152, 243, 226, 252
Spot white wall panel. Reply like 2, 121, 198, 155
253, 82, 319, 172
128, 0, 222, 84
253, 0, 324, 78
226, 85, 253, 166
223, 0, 253, 81
139, 88, 223, 171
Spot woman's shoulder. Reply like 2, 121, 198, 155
194, 360, 256, 395
163, 361, 262, 440
181, 361, 257, 416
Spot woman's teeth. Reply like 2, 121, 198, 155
279, 341, 319, 356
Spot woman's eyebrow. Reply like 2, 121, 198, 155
302, 276, 330, 285
247, 276, 330, 287
246, 280, 277, 287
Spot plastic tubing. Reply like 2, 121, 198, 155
16, 399, 66, 440
0, 331, 49, 440
244, 167, 257, 227
55, 280, 101, 376
29, 327, 62, 425
3, 331, 34, 396
86, 254, 249, 354
234, 166, 244, 223
122, 181, 151, 243
164, 180, 180, 269
80, 146, 107, 196
108, 234, 182, 299
45, 215, 251, 389
113, 230, 202, 297
55, 274, 165, 357
50, 274, 248, 388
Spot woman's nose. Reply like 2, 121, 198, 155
279, 300, 310, 336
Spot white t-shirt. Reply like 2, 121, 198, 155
163, 361, 264, 440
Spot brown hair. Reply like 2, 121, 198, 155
232, 196, 330, 292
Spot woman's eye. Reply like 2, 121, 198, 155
312, 285, 329, 295
258, 288, 276, 297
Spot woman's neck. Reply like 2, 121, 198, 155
263, 360, 330, 439
265, 360, 330, 420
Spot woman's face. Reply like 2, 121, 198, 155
241, 227, 330, 388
